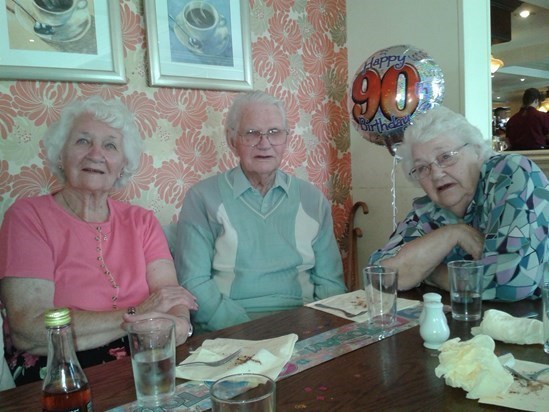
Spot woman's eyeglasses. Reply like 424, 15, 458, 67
239, 128, 288, 147
409, 143, 469, 180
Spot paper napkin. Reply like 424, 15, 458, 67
471, 309, 543, 345
176, 333, 298, 382
306, 290, 420, 322
435, 334, 514, 399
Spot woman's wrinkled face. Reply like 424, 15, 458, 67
61, 113, 126, 193
229, 102, 287, 179
411, 136, 483, 217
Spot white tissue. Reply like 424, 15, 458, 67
435, 335, 514, 399
471, 309, 543, 345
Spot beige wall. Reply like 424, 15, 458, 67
347, 0, 491, 277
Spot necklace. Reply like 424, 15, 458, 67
59, 191, 120, 309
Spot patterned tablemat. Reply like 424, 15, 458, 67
108, 305, 422, 411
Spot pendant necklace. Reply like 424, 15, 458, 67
60, 191, 120, 309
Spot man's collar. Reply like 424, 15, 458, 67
231, 165, 289, 197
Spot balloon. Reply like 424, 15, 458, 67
349, 45, 445, 155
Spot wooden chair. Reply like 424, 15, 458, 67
344, 201, 369, 291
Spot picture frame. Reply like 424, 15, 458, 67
0, 0, 126, 84
145, 0, 253, 91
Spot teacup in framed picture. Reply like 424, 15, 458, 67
144, 0, 253, 91
0, 0, 125, 84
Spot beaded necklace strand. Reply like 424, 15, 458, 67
60, 191, 120, 309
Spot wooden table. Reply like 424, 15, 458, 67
0, 285, 545, 411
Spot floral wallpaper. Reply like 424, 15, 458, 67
0, 0, 352, 270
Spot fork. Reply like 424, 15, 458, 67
179, 349, 242, 367
314, 303, 368, 318
504, 365, 534, 386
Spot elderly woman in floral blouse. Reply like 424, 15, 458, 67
370, 106, 548, 301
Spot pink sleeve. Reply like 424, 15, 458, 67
139, 209, 173, 264
0, 199, 55, 280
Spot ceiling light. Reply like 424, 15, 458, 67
520, 78, 525, 82
490, 55, 504, 74
519, 10, 530, 18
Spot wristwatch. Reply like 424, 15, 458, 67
127, 306, 136, 315
187, 321, 194, 337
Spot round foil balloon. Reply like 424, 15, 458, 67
349, 45, 445, 155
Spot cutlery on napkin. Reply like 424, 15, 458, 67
306, 290, 419, 322
471, 309, 543, 345
435, 336, 549, 409
479, 354, 549, 411
176, 333, 298, 382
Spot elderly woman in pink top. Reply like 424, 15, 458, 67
0, 97, 196, 385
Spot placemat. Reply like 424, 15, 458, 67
108, 305, 422, 411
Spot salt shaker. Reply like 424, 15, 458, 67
420, 301, 450, 349
419, 292, 442, 325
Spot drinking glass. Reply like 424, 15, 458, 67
125, 318, 176, 407
362, 265, 398, 328
210, 373, 276, 411
542, 280, 549, 354
447, 260, 483, 321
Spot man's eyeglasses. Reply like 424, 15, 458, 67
239, 128, 288, 147
409, 143, 469, 180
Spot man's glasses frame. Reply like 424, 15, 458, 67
409, 143, 470, 180
238, 128, 289, 147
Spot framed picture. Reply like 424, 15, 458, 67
0, 0, 126, 84
145, 0, 253, 91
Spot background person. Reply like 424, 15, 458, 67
0, 97, 196, 385
369, 106, 548, 301
506, 88, 549, 150
175, 91, 346, 331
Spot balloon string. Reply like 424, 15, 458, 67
391, 155, 398, 230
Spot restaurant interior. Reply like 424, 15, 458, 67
0, 0, 548, 410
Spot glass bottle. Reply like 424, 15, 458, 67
42, 308, 93, 412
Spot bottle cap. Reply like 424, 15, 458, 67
44, 308, 71, 327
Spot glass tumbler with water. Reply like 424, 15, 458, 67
447, 260, 483, 321
125, 318, 176, 407
543, 281, 549, 354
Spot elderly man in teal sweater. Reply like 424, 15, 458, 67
175, 91, 346, 331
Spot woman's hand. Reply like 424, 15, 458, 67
382, 223, 485, 290
134, 285, 197, 314
122, 311, 192, 345
453, 223, 484, 260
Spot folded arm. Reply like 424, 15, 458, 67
1, 259, 197, 354
0, 277, 130, 355
122, 259, 197, 345
379, 223, 484, 291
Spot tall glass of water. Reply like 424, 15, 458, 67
125, 318, 176, 407
542, 280, 549, 354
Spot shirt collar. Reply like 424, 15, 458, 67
231, 165, 290, 198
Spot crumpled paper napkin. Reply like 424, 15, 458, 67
306, 290, 420, 322
471, 309, 543, 345
435, 334, 514, 399
176, 333, 298, 382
